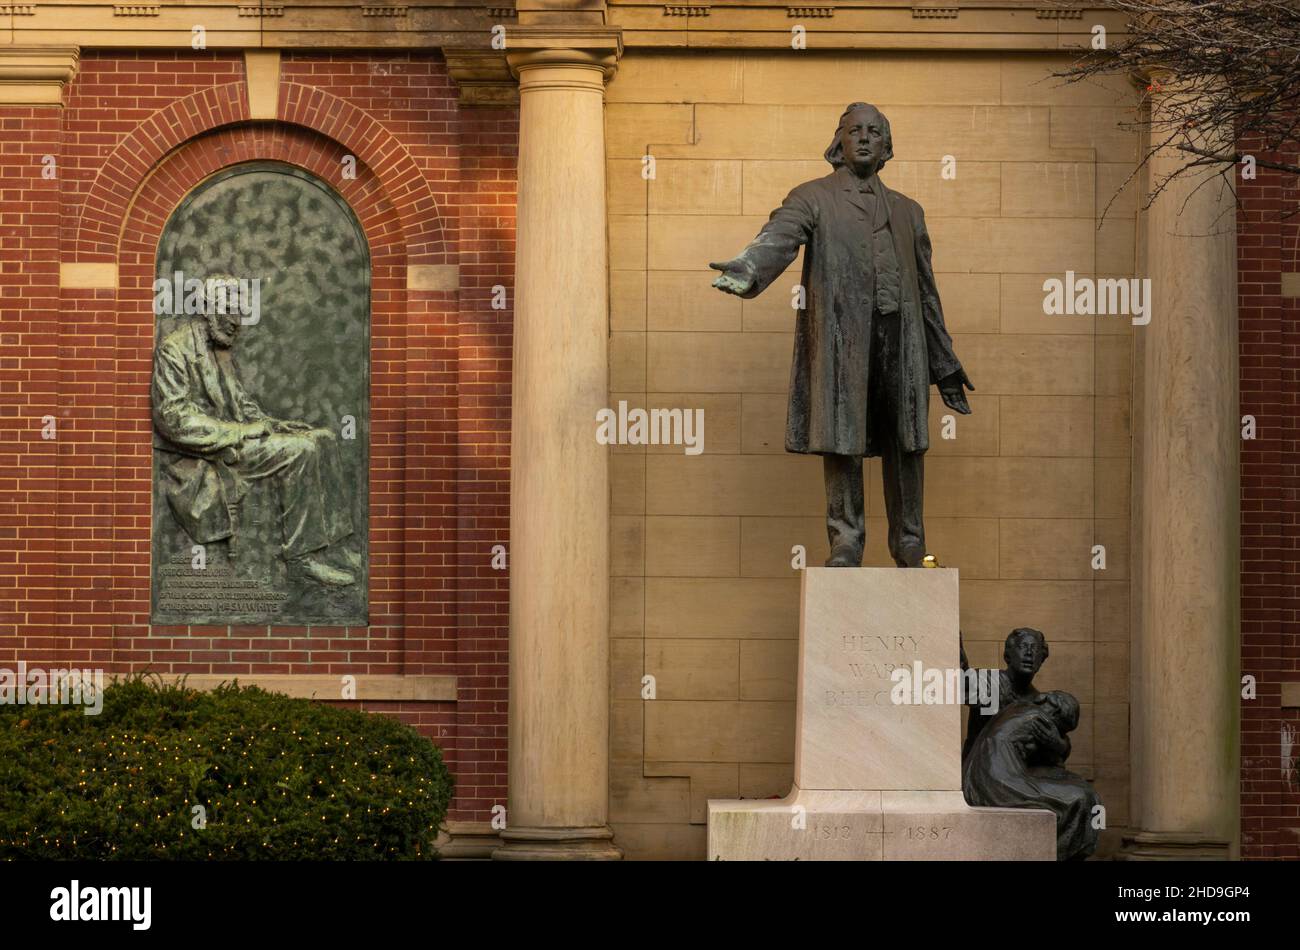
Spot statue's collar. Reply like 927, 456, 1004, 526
835, 164, 886, 196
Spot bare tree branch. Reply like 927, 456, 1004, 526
1052, 0, 1300, 220
1176, 143, 1300, 175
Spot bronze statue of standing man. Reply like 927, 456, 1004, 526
710, 102, 974, 567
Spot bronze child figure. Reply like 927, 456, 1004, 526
711, 102, 974, 567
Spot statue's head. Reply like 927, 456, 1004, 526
201, 273, 242, 348
1003, 627, 1048, 677
823, 102, 893, 176
1039, 690, 1080, 734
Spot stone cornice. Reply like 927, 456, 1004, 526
1, 2, 1127, 52
0, 45, 78, 105
516, 0, 608, 27
611, 1, 1127, 50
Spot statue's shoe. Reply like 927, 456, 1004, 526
892, 541, 927, 568
297, 556, 356, 587
825, 543, 862, 567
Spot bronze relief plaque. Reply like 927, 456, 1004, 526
150, 162, 370, 625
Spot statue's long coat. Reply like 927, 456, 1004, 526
735, 164, 964, 457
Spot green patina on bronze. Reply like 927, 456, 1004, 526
150, 162, 370, 625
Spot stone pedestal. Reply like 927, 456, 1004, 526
707, 568, 1055, 861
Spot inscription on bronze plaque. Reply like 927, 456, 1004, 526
150, 163, 369, 625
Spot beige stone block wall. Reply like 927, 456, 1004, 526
606, 50, 1138, 858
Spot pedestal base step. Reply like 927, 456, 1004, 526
708, 788, 1055, 861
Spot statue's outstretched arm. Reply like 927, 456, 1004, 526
711, 186, 815, 299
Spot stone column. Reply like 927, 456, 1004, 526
1126, 77, 1240, 859
492, 30, 622, 861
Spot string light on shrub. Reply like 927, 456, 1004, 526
3, 680, 451, 859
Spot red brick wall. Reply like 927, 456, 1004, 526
447, 101, 515, 821
0, 103, 63, 669
0, 50, 516, 829
1237, 138, 1300, 860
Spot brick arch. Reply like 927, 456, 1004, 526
73, 82, 448, 263
114, 124, 407, 274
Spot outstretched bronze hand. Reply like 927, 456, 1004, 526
938, 368, 975, 415
709, 258, 757, 297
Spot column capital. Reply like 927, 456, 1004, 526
505, 27, 623, 83
0, 46, 79, 106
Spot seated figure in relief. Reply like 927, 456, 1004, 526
151, 274, 356, 587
